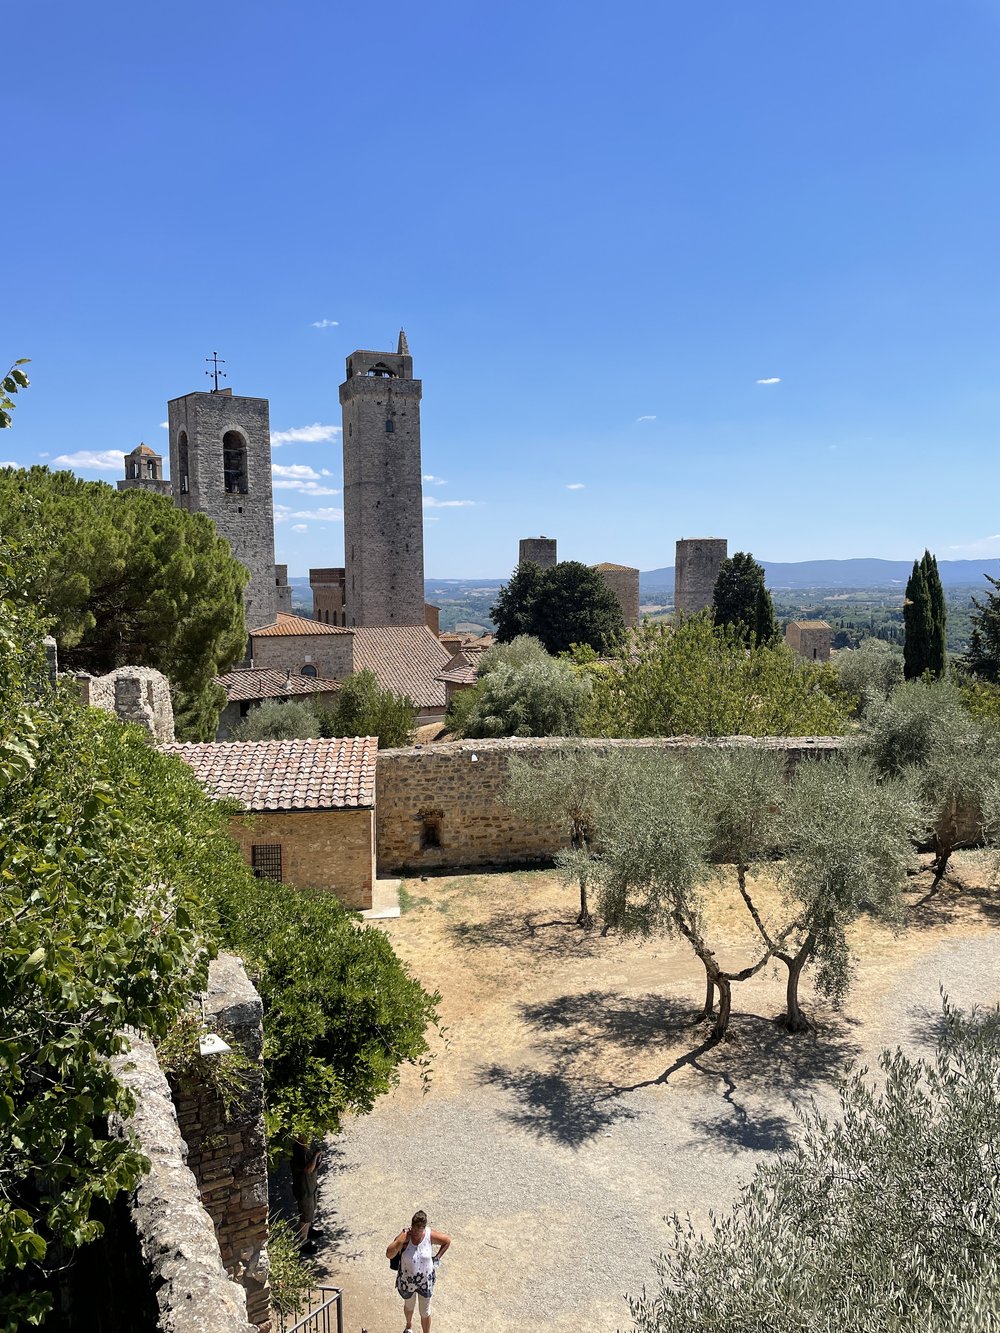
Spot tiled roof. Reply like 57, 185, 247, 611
128, 443, 159, 456
788, 619, 832, 630
352, 625, 453, 709
436, 661, 478, 686
593, 562, 638, 572
250, 612, 352, 637
163, 737, 377, 811
216, 668, 343, 704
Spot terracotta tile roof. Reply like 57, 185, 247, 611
436, 661, 478, 686
788, 619, 832, 630
352, 625, 453, 709
250, 612, 352, 637
163, 736, 377, 811
128, 443, 159, 456
216, 668, 343, 704
593, 562, 639, 572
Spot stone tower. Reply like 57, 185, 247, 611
519, 536, 557, 568
167, 388, 278, 629
674, 537, 728, 615
340, 332, 424, 627
593, 562, 641, 628
117, 443, 171, 496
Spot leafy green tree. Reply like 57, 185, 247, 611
834, 636, 904, 714
921, 550, 947, 678
903, 557, 933, 680
320, 669, 416, 747
491, 560, 625, 655
712, 551, 777, 646
0, 359, 30, 429
627, 1004, 1000, 1333
458, 653, 591, 739
965, 571, 1000, 682
776, 756, 919, 1030
504, 745, 613, 926
586, 617, 848, 739
0, 467, 247, 739
858, 679, 1000, 891
231, 697, 322, 741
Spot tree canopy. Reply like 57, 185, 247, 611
321, 668, 416, 747
454, 641, 591, 739
903, 551, 946, 680
0, 467, 248, 739
712, 551, 778, 646
966, 571, 1000, 683
491, 560, 625, 655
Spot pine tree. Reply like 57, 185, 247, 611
920, 549, 947, 678
966, 573, 1000, 683
903, 558, 932, 680
712, 552, 778, 647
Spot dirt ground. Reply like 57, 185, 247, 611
311, 856, 1000, 1332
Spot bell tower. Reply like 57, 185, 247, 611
339, 331, 425, 626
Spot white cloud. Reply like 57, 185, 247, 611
423, 473, 447, 485
160, 421, 168, 429
321, 468, 334, 477
271, 462, 340, 495
310, 319, 339, 329
636, 414, 656, 422
946, 534, 1000, 558
270, 423, 341, 446
52, 449, 124, 471
756, 377, 781, 385
423, 496, 475, 508
291, 523, 308, 533
566, 482, 585, 490
37, 452, 49, 459
274, 506, 344, 523
0, 461, 21, 469
272, 480, 341, 495
272, 463, 322, 481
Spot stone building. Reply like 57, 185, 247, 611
785, 619, 833, 662
250, 613, 355, 679
214, 667, 343, 739
117, 443, 171, 496
167, 387, 279, 629
310, 566, 347, 625
519, 536, 557, 568
593, 561, 640, 628
165, 736, 378, 910
674, 537, 728, 615
340, 332, 424, 627
274, 564, 292, 614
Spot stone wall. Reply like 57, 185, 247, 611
109, 1035, 253, 1333
251, 630, 355, 680
229, 808, 375, 909
376, 735, 844, 873
171, 955, 271, 1331
77, 666, 175, 744
674, 537, 728, 614
518, 536, 557, 568
594, 563, 641, 628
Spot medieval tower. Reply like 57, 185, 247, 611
117, 443, 171, 496
167, 387, 279, 629
340, 332, 425, 627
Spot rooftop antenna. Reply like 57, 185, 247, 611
205, 351, 227, 393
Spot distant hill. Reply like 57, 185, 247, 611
640, 558, 1000, 594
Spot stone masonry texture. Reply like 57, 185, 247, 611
341, 345, 425, 627
76, 666, 175, 743
229, 808, 376, 909
674, 537, 728, 615
168, 390, 278, 630
593, 563, 641, 628
376, 735, 843, 873
518, 536, 557, 568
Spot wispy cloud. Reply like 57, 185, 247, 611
0, 461, 21, 469
423, 496, 475, 508
946, 534, 1000, 558
310, 319, 339, 329
274, 504, 343, 523
273, 463, 322, 481
422, 474, 447, 485
291, 523, 308, 532
270, 423, 341, 446
566, 482, 585, 490
160, 421, 168, 429
37, 452, 49, 459
273, 480, 341, 495
271, 466, 341, 495
636, 414, 656, 422
756, 377, 781, 385
52, 449, 124, 471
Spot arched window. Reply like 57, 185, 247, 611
177, 431, 190, 494
223, 431, 248, 494
301, 663, 318, 678
367, 362, 395, 378
146, 459, 157, 478
385, 418, 394, 433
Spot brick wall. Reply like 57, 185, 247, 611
376, 735, 844, 873
230, 808, 375, 909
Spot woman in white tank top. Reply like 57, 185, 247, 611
387, 1208, 452, 1332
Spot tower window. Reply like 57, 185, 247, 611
385, 418, 394, 433
178, 430, 190, 494
367, 362, 395, 378
223, 431, 249, 494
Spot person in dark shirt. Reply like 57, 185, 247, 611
290, 1135, 324, 1252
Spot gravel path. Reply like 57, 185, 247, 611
311, 866, 999, 1333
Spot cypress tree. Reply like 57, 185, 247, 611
920, 549, 947, 678
903, 558, 932, 680
713, 552, 778, 647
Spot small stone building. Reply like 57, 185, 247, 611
250, 613, 356, 678
785, 619, 833, 662
215, 667, 343, 739
165, 736, 378, 910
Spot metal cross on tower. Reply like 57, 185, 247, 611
205, 351, 227, 392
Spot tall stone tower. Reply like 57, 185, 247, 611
118, 443, 171, 496
340, 332, 424, 627
519, 536, 557, 568
674, 537, 728, 615
167, 388, 278, 629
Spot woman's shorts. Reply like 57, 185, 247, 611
402, 1289, 433, 1317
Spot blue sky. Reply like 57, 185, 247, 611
6, 0, 1000, 577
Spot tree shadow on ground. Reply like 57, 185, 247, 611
450, 909, 605, 960
479, 989, 862, 1153
903, 882, 1000, 930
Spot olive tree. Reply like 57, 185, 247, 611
628, 1003, 1000, 1333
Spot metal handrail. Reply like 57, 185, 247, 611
279, 1284, 344, 1333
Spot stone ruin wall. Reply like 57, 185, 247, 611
76, 666, 176, 744
376, 735, 844, 873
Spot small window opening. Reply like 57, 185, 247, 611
251, 844, 283, 881
178, 430, 190, 494
420, 812, 443, 850
385, 418, 394, 433
301, 664, 318, 677
223, 430, 249, 494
